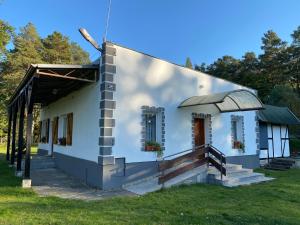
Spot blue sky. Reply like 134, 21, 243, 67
1, 0, 300, 65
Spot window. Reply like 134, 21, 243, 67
232, 120, 237, 141
145, 114, 156, 142
39, 119, 49, 143
57, 113, 73, 146
141, 106, 165, 152
231, 115, 245, 150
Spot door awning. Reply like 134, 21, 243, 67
178, 89, 264, 113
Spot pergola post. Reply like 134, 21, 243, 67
16, 97, 25, 174
24, 85, 34, 182
6, 107, 12, 161
10, 105, 18, 166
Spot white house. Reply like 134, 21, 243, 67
7, 42, 274, 190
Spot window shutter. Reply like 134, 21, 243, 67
46, 119, 50, 143
52, 117, 59, 144
66, 113, 73, 145
38, 121, 42, 142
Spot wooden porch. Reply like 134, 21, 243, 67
5, 64, 98, 185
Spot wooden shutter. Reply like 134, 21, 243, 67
46, 119, 50, 143
52, 117, 59, 144
66, 113, 73, 145
38, 121, 42, 142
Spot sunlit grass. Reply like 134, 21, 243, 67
0, 143, 299, 224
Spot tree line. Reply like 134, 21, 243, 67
0, 21, 90, 142
187, 27, 300, 136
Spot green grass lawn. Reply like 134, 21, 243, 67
0, 144, 300, 225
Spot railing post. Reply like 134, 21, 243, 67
220, 158, 223, 181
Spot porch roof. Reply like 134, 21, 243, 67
178, 89, 264, 113
8, 64, 99, 107
258, 104, 300, 125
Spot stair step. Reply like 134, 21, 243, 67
22, 156, 56, 170
264, 165, 289, 171
208, 163, 274, 187
272, 158, 295, 163
123, 165, 207, 195
270, 161, 294, 166
224, 176, 275, 187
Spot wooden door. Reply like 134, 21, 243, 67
194, 118, 205, 147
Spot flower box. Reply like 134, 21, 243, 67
234, 141, 244, 150
145, 141, 161, 152
145, 145, 161, 151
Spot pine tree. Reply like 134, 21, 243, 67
0, 22, 91, 142
185, 57, 193, 69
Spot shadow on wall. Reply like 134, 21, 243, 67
114, 46, 253, 158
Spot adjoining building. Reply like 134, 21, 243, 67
258, 104, 300, 161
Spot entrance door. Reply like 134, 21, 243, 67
194, 118, 205, 147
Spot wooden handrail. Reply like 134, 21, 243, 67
159, 148, 205, 171
159, 158, 207, 184
209, 157, 226, 176
207, 146, 226, 164
158, 144, 226, 185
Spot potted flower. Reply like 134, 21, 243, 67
145, 141, 161, 151
234, 141, 245, 152
58, 137, 66, 146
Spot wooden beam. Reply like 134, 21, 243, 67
36, 71, 95, 83
10, 105, 18, 165
16, 98, 25, 171
24, 84, 34, 179
159, 148, 206, 171
159, 158, 207, 184
209, 157, 226, 176
6, 108, 12, 161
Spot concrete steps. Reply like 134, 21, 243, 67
265, 158, 295, 171
123, 165, 207, 195
22, 155, 56, 170
208, 163, 274, 187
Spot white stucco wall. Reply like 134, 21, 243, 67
260, 124, 290, 158
113, 44, 259, 163
38, 82, 100, 162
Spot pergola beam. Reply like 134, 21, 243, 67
36, 70, 96, 83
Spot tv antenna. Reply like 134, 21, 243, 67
103, 0, 112, 42
79, 0, 112, 52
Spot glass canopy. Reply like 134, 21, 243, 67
178, 89, 264, 113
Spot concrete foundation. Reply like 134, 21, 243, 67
226, 154, 260, 169
22, 179, 32, 188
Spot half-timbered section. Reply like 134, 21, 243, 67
258, 104, 300, 160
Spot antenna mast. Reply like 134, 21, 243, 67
103, 0, 112, 42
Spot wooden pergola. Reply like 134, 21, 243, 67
6, 64, 99, 179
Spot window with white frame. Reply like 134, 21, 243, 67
58, 115, 67, 145
39, 119, 49, 143
231, 115, 245, 150
57, 113, 73, 146
141, 106, 165, 152
145, 113, 156, 142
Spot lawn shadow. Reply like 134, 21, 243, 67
0, 153, 22, 187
